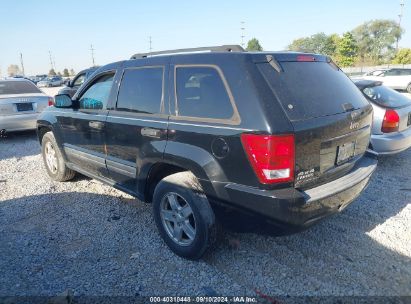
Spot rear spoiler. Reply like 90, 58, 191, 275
252, 53, 338, 73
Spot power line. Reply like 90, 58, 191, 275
90, 44, 96, 66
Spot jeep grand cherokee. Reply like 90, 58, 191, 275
37, 45, 377, 259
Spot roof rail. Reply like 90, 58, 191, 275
130, 45, 245, 59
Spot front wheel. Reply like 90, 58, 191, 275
153, 172, 218, 260
41, 131, 75, 182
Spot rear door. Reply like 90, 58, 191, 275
104, 62, 169, 193
258, 55, 373, 189
56, 70, 116, 178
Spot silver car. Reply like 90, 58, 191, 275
37, 76, 63, 88
355, 80, 411, 155
0, 79, 52, 132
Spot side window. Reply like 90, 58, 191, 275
78, 73, 114, 110
175, 66, 234, 120
116, 67, 163, 114
73, 74, 86, 87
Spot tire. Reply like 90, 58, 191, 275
153, 171, 218, 260
41, 131, 75, 182
407, 83, 411, 94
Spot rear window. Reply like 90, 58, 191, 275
0, 81, 41, 95
363, 85, 411, 108
259, 62, 369, 121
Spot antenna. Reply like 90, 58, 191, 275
149, 36, 152, 53
396, 0, 405, 50
90, 44, 96, 66
20, 53, 25, 76
240, 21, 245, 48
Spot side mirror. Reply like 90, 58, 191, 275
54, 94, 73, 108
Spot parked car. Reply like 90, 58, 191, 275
58, 67, 99, 98
0, 79, 52, 132
355, 79, 411, 154
37, 76, 63, 88
363, 68, 411, 93
37, 45, 377, 259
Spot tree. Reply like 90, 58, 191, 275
7, 64, 21, 77
352, 19, 403, 64
246, 38, 263, 51
335, 32, 358, 67
48, 69, 56, 76
392, 48, 411, 64
63, 68, 70, 77
69, 69, 76, 76
288, 33, 339, 56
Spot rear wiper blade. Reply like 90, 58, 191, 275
266, 55, 282, 73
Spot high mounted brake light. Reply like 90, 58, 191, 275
241, 134, 295, 184
296, 55, 316, 62
381, 109, 399, 133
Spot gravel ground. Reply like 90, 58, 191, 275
0, 131, 410, 299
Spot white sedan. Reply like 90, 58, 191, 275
363, 68, 411, 93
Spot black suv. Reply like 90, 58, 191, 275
37, 45, 377, 259
58, 66, 99, 98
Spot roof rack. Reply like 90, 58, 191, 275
130, 45, 245, 59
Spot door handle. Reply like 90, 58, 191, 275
141, 127, 162, 138
89, 121, 104, 129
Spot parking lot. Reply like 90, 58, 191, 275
0, 85, 410, 297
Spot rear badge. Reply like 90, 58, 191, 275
350, 121, 360, 130
296, 169, 315, 182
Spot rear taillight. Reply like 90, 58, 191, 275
381, 109, 399, 133
48, 97, 54, 106
241, 134, 295, 184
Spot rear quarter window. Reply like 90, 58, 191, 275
175, 66, 234, 120
259, 62, 369, 121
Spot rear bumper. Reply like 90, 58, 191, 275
0, 113, 39, 131
371, 127, 411, 155
220, 155, 377, 228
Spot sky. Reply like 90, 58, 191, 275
1, 0, 410, 76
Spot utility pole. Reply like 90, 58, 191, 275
149, 36, 152, 53
240, 21, 245, 48
48, 50, 55, 71
90, 44, 96, 66
20, 53, 25, 76
396, 0, 405, 51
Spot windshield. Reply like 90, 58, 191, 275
259, 61, 369, 121
363, 85, 411, 108
0, 81, 42, 95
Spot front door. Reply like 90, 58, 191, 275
57, 71, 116, 178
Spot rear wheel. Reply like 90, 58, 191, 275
41, 131, 75, 181
153, 172, 218, 260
